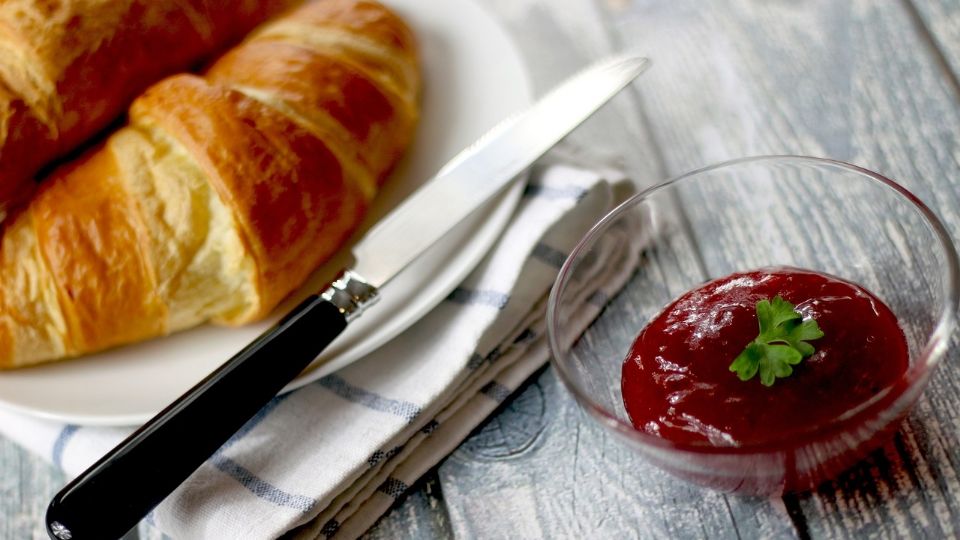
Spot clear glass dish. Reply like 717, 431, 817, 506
546, 156, 959, 495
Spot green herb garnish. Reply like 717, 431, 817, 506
728, 295, 824, 386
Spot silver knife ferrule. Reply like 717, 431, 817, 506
320, 270, 380, 323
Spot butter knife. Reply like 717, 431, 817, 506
45, 54, 649, 540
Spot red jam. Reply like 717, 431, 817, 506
621, 268, 909, 447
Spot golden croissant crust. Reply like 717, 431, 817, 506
0, 0, 302, 216
0, 0, 420, 368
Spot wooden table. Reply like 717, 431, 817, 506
5, 0, 960, 537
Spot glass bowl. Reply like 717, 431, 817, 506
546, 156, 959, 495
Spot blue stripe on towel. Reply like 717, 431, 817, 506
367, 445, 405, 468
513, 328, 537, 346
531, 242, 567, 268
321, 519, 341, 538
218, 393, 293, 453
420, 420, 440, 435
466, 352, 485, 370
317, 374, 421, 422
51, 425, 79, 469
377, 477, 409, 499
446, 288, 509, 309
212, 455, 316, 513
209, 393, 320, 513
481, 382, 513, 403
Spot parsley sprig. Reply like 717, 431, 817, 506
728, 295, 824, 386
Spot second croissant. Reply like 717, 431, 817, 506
0, 0, 420, 368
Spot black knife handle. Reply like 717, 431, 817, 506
45, 269, 378, 540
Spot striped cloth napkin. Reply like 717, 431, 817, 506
0, 154, 640, 539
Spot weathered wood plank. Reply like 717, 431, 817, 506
364, 474, 454, 540
600, 0, 960, 537
468, 0, 664, 179
441, 334, 802, 539
0, 438, 65, 540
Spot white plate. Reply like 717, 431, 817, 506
0, 0, 531, 426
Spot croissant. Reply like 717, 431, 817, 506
0, 0, 420, 368
0, 0, 303, 216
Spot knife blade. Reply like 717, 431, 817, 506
45, 54, 649, 540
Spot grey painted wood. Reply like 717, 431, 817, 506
441, 348, 802, 539
364, 474, 453, 540
0, 438, 65, 540
600, 0, 960, 537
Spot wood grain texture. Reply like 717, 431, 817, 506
364, 474, 454, 539
0, 439, 144, 539
594, 0, 960, 537
0, 438, 65, 540
441, 359, 802, 539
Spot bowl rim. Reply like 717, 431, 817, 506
546, 154, 960, 455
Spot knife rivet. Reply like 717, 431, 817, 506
50, 522, 73, 540
320, 270, 380, 322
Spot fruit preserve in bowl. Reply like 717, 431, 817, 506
546, 156, 959, 495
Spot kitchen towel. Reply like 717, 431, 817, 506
0, 154, 643, 539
